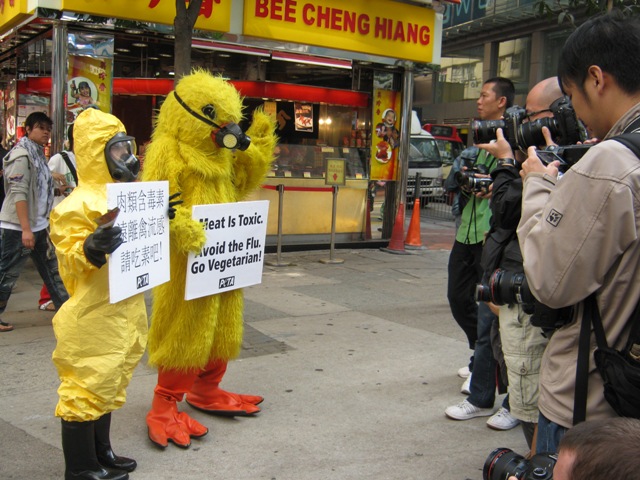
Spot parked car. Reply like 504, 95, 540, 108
407, 111, 443, 206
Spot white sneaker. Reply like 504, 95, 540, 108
445, 399, 494, 420
486, 407, 521, 430
460, 374, 472, 395
457, 366, 471, 378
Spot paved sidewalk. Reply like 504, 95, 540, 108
0, 220, 528, 480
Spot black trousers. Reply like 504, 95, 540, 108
447, 240, 484, 349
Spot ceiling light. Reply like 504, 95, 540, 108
192, 39, 269, 57
148, 56, 159, 60
217, 53, 231, 58
125, 29, 143, 34
165, 34, 175, 40
132, 42, 147, 47
116, 48, 130, 53
271, 51, 351, 69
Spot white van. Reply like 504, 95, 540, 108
406, 111, 444, 206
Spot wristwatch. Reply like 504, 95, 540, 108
497, 158, 518, 168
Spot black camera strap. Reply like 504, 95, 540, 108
59, 151, 78, 186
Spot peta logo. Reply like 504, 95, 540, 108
136, 273, 149, 289
546, 209, 563, 227
219, 276, 235, 289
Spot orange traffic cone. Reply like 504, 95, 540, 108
405, 198, 424, 249
380, 202, 410, 254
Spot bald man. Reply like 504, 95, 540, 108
474, 77, 568, 450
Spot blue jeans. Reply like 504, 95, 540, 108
0, 228, 69, 314
536, 412, 568, 454
468, 301, 505, 409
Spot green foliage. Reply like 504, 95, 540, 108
534, 0, 640, 28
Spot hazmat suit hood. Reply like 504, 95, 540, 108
73, 108, 129, 187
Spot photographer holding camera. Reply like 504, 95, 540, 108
474, 77, 576, 452
445, 77, 517, 428
488, 417, 640, 480
515, 11, 640, 454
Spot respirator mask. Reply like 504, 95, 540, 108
173, 90, 251, 151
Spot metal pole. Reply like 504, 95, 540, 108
320, 186, 344, 265
397, 62, 415, 211
51, 21, 68, 154
265, 184, 292, 267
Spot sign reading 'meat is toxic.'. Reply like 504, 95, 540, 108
185, 200, 269, 300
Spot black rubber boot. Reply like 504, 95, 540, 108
61, 419, 129, 480
95, 414, 137, 472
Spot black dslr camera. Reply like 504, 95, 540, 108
472, 96, 585, 151
453, 163, 493, 194
536, 144, 592, 173
484, 448, 557, 480
475, 269, 574, 332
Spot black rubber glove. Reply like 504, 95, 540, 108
168, 192, 183, 220
83, 225, 123, 268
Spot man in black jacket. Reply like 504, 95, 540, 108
477, 77, 572, 449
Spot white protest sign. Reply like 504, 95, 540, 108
107, 181, 171, 303
185, 200, 269, 301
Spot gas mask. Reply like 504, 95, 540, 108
105, 132, 140, 182
173, 90, 251, 151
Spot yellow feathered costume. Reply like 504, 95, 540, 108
142, 70, 276, 448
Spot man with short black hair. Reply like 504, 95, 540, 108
516, 11, 640, 453
445, 77, 518, 430
0, 112, 69, 332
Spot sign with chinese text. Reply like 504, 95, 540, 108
62, 0, 231, 32
370, 88, 402, 181
107, 181, 170, 303
244, 0, 436, 63
185, 201, 269, 301
324, 158, 345, 186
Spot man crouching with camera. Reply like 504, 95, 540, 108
516, 11, 640, 455
475, 77, 577, 453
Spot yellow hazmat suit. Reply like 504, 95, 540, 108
51, 109, 148, 422
142, 69, 276, 448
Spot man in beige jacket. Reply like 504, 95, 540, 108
516, 11, 640, 453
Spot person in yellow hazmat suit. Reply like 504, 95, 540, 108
142, 69, 277, 448
50, 108, 145, 480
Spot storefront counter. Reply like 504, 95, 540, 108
248, 177, 368, 245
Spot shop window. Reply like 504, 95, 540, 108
436, 45, 484, 102
497, 36, 531, 94
543, 29, 572, 79
244, 99, 371, 180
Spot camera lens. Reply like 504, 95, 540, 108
453, 170, 470, 188
483, 448, 524, 480
517, 117, 558, 149
472, 119, 505, 144
475, 283, 492, 303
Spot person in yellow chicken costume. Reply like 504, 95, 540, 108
142, 69, 277, 448
50, 108, 145, 479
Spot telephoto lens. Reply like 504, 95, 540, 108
483, 448, 557, 480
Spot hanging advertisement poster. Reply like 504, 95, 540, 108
4, 82, 17, 146
370, 88, 402, 181
67, 55, 112, 123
